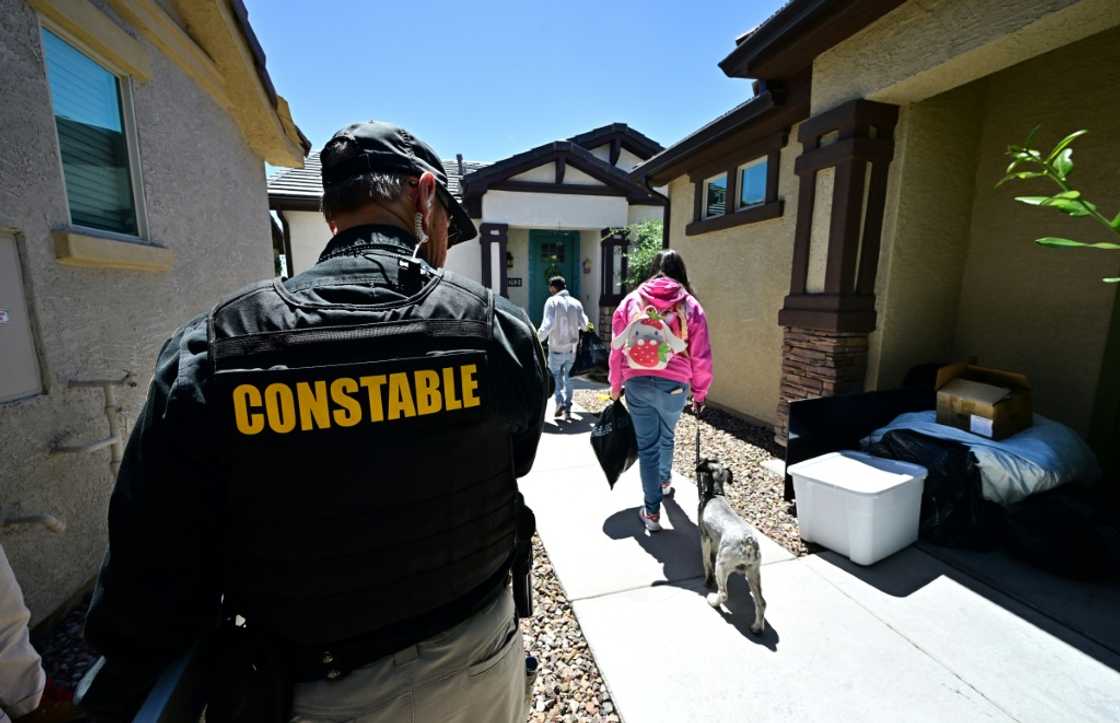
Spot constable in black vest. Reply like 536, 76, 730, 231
81, 122, 549, 721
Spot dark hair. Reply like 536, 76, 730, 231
549, 275, 566, 291
649, 249, 696, 297
320, 137, 407, 222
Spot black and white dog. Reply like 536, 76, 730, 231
696, 459, 767, 634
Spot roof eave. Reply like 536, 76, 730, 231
719, 0, 829, 79
632, 91, 778, 186
269, 193, 321, 212
719, 0, 904, 81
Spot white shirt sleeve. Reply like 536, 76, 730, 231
0, 545, 45, 719
537, 297, 554, 341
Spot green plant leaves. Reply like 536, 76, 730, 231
1052, 148, 1074, 179
1035, 237, 1120, 250
1015, 191, 1097, 216
996, 170, 1044, 187
1045, 130, 1088, 163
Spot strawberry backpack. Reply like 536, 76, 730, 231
611, 294, 688, 370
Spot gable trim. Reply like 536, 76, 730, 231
461, 141, 664, 205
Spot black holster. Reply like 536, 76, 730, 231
207, 623, 294, 723
513, 495, 536, 619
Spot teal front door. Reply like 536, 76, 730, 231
528, 230, 580, 326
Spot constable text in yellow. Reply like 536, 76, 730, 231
231, 363, 482, 435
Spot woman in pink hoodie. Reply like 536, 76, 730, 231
610, 250, 713, 532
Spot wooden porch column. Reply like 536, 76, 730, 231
478, 222, 509, 298
775, 99, 899, 446
598, 227, 629, 341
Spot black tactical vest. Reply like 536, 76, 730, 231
206, 258, 519, 648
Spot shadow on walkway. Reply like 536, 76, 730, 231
542, 410, 598, 436
602, 495, 779, 650
815, 546, 1120, 671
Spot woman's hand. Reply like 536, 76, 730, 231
610, 388, 621, 402
691, 399, 705, 414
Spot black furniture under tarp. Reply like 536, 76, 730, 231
784, 388, 935, 501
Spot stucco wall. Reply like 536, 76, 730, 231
811, 0, 1120, 113
0, 0, 273, 622
578, 229, 600, 315
953, 27, 1120, 434
866, 81, 986, 391
506, 227, 530, 310
482, 190, 630, 229
664, 125, 803, 425
511, 163, 556, 183
283, 209, 331, 275
444, 231, 482, 283
627, 204, 664, 225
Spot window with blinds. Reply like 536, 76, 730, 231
41, 28, 140, 236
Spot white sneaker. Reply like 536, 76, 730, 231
661, 480, 674, 497
639, 508, 662, 532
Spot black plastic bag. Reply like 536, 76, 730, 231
865, 429, 1004, 550
571, 331, 609, 376
590, 399, 638, 488
1005, 486, 1120, 581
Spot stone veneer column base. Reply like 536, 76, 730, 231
775, 327, 869, 446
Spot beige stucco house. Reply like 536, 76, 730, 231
633, 0, 1120, 467
0, 0, 307, 623
269, 124, 666, 330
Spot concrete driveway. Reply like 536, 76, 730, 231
522, 394, 1120, 722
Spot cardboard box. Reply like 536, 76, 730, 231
935, 363, 1032, 440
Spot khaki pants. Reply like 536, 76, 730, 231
0, 544, 45, 722
291, 588, 529, 723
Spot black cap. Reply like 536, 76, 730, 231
320, 121, 477, 245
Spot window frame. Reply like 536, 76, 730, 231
40, 20, 150, 242
686, 130, 786, 236
701, 172, 728, 220
736, 155, 768, 210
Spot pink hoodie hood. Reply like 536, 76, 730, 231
608, 276, 714, 402
638, 276, 689, 308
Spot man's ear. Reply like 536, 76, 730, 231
416, 172, 437, 214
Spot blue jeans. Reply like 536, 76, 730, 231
548, 350, 576, 409
625, 376, 688, 515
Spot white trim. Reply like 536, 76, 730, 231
118, 75, 149, 239
702, 171, 728, 219
736, 156, 768, 210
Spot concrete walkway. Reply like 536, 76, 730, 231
523, 392, 1120, 723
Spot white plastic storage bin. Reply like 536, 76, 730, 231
787, 451, 927, 566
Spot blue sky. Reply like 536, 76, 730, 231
246, 0, 784, 166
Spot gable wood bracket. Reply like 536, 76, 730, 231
609, 138, 622, 166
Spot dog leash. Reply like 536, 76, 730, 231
695, 408, 701, 467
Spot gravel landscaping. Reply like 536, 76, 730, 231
34, 539, 615, 723
32, 390, 785, 723
521, 536, 618, 723
573, 389, 809, 557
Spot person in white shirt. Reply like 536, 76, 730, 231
537, 276, 590, 421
